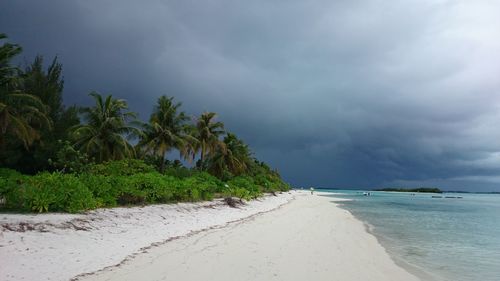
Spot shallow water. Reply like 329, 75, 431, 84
325, 190, 500, 281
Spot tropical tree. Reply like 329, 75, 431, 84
195, 112, 225, 167
178, 124, 200, 164
22, 55, 64, 122
0, 34, 52, 149
7, 55, 80, 173
0, 33, 21, 86
0, 92, 51, 148
206, 133, 252, 178
140, 95, 193, 172
72, 92, 141, 162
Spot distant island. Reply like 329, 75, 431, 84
375, 188, 443, 193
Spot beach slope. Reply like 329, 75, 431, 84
80, 192, 420, 281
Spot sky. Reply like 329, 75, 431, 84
2, 0, 500, 191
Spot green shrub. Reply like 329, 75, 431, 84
0, 158, 290, 213
223, 187, 251, 201
0, 168, 23, 179
163, 166, 195, 179
25, 185, 55, 213
79, 174, 120, 207
123, 173, 177, 204
48, 140, 91, 173
252, 173, 290, 193
87, 159, 155, 176
180, 172, 223, 201
0, 168, 24, 196
1, 168, 28, 209
227, 176, 261, 199
4, 172, 96, 213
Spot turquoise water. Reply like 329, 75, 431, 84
324, 190, 500, 281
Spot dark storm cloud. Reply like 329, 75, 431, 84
2, 0, 500, 190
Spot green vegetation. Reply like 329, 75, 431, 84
0, 34, 289, 213
375, 187, 443, 193
72, 92, 141, 163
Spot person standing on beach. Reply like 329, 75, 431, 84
310, 187, 314, 195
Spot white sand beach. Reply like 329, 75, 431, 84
80, 192, 419, 281
1, 191, 420, 281
0, 193, 292, 281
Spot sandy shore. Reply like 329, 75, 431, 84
0, 193, 292, 281
79, 192, 420, 281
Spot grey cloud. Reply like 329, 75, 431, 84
2, 0, 500, 191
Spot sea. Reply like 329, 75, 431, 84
322, 190, 500, 281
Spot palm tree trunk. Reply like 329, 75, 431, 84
200, 143, 205, 170
0, 133, 5, 153
160, 150, 166, 173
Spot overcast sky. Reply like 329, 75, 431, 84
2, 0, 500, 191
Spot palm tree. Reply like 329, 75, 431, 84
195, 112, 225, 167
72, 92, 141, 162
0, 33, 22, 87
140, 96, 193, 172
207, 133, 252, 178
178, 123, 199, 164
0, 92, 52, 148
0, 34, 52, 148
223, 133, 252, 174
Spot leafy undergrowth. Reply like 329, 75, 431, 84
0, 160, 289, 213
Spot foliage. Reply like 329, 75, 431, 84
48, 140, 90, 173
163, 165, 196, 178
0, 168, 24, 199
12, 56, 80, 173
0, 51, 79, 173
375, 187, 443, 193
0, 33, 22, 86
0, 34, 52, 149
206, 133, 251, 178
179, 172, 224, 201
0, 38, 53, 149
195, 112, 225, 166
2, 172, 96, 213
227, 176, 261, 200
0, 157, 288, 213
72, 92, 141, 162
78, 174, 119, 207
0, 91, 51, 148
86, 159, 156, 176
139, 96, 194, 172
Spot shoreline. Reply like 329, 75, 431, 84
329, 194, 434, 281
0, 191, 421, 281
79, 191, 420, 281
331, 193, 446, 281
359, 217, 442, 281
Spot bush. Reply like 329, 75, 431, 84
79, 174, 120, 207
182, 178, 211, 201
164, 166, 195, 179
252, 173, 290, 193
0, 168, 23, 179
87, 159, 155, 176
48, 140, 90, 173
0, 168, 24, 196
0, 159, 290, 213
3, 172, 96, 213
227, 176, 261, 199
122, 173, 177, 204
1, 168, 27, 209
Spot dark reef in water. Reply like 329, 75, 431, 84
374, 187, 443, 193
